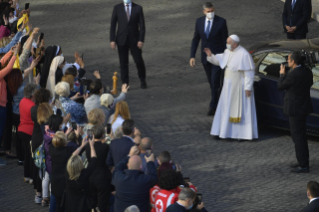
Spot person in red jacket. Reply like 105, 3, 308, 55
17, 83, 39, 183
154, 170, 180, 212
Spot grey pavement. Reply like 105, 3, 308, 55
1, 0, 319, 211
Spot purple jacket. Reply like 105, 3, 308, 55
44, 129, 55, 175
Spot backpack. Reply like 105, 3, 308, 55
34, 140, 46, 179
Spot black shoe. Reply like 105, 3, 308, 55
141, 81, 147, 89
290, 163, 299, 168
207, 108, 215, 116
290, 166, 309, 173
17, 161, 24, 165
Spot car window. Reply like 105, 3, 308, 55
252, 53, 265, 64
259, 52, 290, 78
311, 64, 319, 90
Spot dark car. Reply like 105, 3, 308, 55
249, 38, 319, 136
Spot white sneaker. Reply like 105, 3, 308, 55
35, 195, 42, 204
29, 179, 33, 185
24, 177, 30, 183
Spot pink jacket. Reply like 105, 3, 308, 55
0, 51, 16, 107
0, 25, 11, 40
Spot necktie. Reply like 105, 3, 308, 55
126, 4, 130, 21
206, 20, 211, 38
292, 0, 296, 10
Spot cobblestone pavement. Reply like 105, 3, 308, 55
1, 0, 319, 211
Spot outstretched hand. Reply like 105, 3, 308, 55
203, 48, 212, 57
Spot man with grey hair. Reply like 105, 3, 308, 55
190, 2, 228, 116
125, 205, 140, 212
204, 35, 258, 140
166, 188, 208, 212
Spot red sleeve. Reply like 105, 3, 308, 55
0, 51, 13, 64
0, 55, 16, 80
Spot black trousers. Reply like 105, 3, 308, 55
202, 62, 223, 110
2, 100, 12, 151
289, 115, 309, 168
12, 113, 23, 161
117, 37, 146, 84
90, 179, 111, 212
287, 33, 307, 40
18, 132, 32, 178
32, 162, 42, 192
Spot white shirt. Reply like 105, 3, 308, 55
204, 17, 214, 34
124, 2, 132, 16
309, 197, 319, 204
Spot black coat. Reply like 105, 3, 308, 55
85, 141, 112, 180
66, 157, 97, 212
282, 0, 311, 34
278, 66, 313, 117
302, 198, 319, 212
31, 105, 43, 153
190, 15, 228, 64
110, 2, 145, 46
49, 145, 76, 198
112, 156, 158, 212
106, 136, 135, 167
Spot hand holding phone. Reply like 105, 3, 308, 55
71, 122, 77, 130
25, 3, 29, 10
39, 33, 44, 42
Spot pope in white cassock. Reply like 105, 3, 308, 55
204, 35, 258, 140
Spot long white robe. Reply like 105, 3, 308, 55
207, 46, 258, 140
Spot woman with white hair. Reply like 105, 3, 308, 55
100, 84, 128, 125
55, 81, 87, 126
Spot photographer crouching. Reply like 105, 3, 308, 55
278, 51, 313, 173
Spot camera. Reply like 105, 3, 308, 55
301, 50, 319, 68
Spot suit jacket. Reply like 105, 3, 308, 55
110, 2, 145, 46
112, 156, 158, 212
278, 66, 313, 117
190, 15, 228, 64
106, 136, 135, 167
282, 0, 311, 34
302, 198, 319, 212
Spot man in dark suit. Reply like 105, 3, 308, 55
190, 2, 228, 116
110, 0, 147, 89
282, 0, 312, 40
303, 181, 319, 212
278, 51, 313, 173
107, 119, 141, 167
112, 145, 157, 212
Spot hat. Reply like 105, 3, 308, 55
230, 34, 240, 42
100, 94, 114, 107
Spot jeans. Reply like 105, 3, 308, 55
42, 171, 50, 198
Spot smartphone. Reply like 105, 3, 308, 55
196, 193, 202, 204
87, 129, 93, 140
184, 177, 190, 183
25, 3, 29, 10
145, 148, 152, 157
83, 85, 87, 94
81, 53, 84, 60
39, 33, 44, 42
71, 122, 77, 130
106, 123, 112, 134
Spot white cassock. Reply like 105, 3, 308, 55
207, 45, 258, 140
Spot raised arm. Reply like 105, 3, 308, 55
0, 46, 18, 80
0, 31, 22, 54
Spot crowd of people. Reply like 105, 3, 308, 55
0, 1, 210, 211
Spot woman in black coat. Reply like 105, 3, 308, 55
66, 132, 97, 212
30, 88, 51, 203
85, 124, 112, 212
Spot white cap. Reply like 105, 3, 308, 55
229, 34, 240, 42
